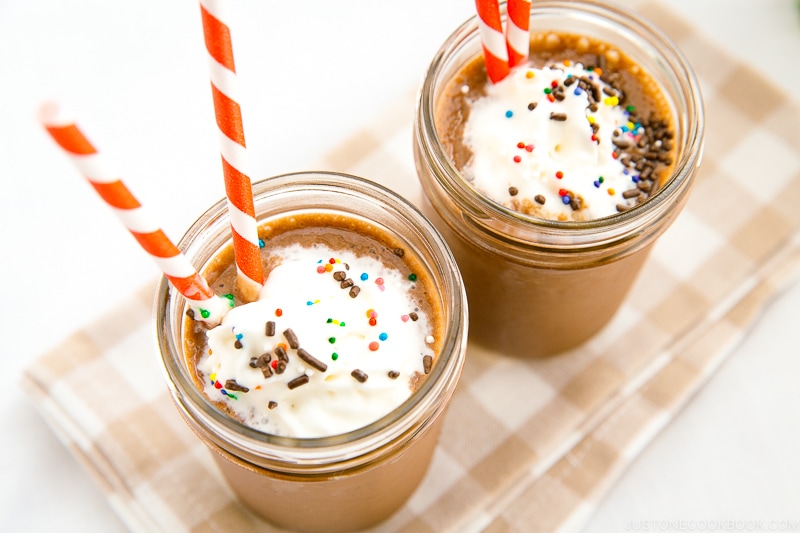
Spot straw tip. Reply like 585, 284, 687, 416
38, 101, 72, 127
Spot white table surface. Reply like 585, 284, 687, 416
1, 1, 798, 531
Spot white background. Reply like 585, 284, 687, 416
0, 0, 798, 531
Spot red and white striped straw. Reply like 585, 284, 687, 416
505, 0, 531, 68
475, 0, 510, 83
39, 102, 231, 325
199, 0, 264, 302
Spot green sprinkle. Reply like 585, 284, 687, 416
544, 87, 552, 94
408, 273, 417, 281
327, 318, 333, 323
340, 322, 346, 327
626, 105, 635, 113
200, 308, 210, 318
328, 337, 336, 344
227, 393, 238, 400
331, 353, 339, 361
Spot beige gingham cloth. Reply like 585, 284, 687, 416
21, 2, 800, 532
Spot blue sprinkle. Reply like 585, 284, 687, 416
573, 88, 582, 96
562, 195, 571, 205
235, 333, 243, 340
221, 390, 228, 396
623, 169, 629, 175
258, 239, 265, 248
632, 175, 640, 183
505, 110, 513, 118
360, 273, 368, 281
306, 301, 314, 306
379, 332, 388, 341
593, 181, 601, 188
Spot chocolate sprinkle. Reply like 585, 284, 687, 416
388, 370, 400, 379
508, 186, 518, 196
224, 379, 249, 393
275, 345, 289, 362
409, 312, 419, 321
527, 102, 537, 110
297, 348, 328, 372
393, 248, 405, 257
340, 278, 354, 289
234, 340, 243, 349
287, 375, 309, 389
622, 189, 641, 199
534, 194, 546, 205
349, 286, 361, 298
268, 401, 278, 410
275, 360, 287, 374
423, 355, 433, 374
265, 321, 276, 337
333, 271, 346, 281
283, 328, 299, 349
186, 308, 195, 319
351, 369, 368, 383
550, 112, 568, 121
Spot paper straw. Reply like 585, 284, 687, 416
39, 102, 231, 325
199, 0, 264, 302
475, 0, 510, 83
506, 0, 531, 68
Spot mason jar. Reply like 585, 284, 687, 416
414, 0, 704, 357
156, 172, 468, 532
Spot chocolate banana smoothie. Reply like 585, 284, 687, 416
414, 1, 703, 357
157, 173, 468, 532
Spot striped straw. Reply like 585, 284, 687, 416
475, 0, 510, 83
199, 0, 264, 303
505, 0, 531, 68
39, 102, 231, 326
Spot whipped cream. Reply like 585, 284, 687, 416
197, 243, 435, 438
463, 62, 649, 220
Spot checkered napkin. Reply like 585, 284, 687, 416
21, 2, 800, 532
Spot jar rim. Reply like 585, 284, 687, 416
415, 0, 704, 241
155, 171, 468, 469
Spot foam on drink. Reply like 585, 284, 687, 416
193, 240, 436, 439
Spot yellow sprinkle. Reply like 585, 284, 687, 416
627, 121, 635, 130
210, 372, 216, 380
587, 115, 595, 124
604, 96, 619, 106
525, 70, 534, 79
607, 188, 616, 195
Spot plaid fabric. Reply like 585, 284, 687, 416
21, 2, 800, 531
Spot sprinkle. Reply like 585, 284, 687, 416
234, 340, 243, 349
369, 317, 377, 326
513, 155, 522, 163
367, 309, 377, 318
275, 345, 288, 362
375, 277, 384, 286
186, 308, 195, 319
360, 273, 369, 281
333, 271, 347, 281
225, 379, 249, 393
324, 263, 333, 272
306, 300, 320, 306
604, 96, 619, 106
423, 355, 433, 374
351, 369, 368, 383
409, 312, 419, 321
328, 337, 336, 344
517, 141, 525, 149
275, 308, 283, 317
563, 59, 572, 66
200, 309, 210, 319
393, 248, 405, 257
534, 194, 546, 205
265, 321, 276, 336
401, 315, 409, 322
525, 70, 534, 79
349, 286, 360, 298
509, 186, 518, 196
550, 112, 567, 121
608, 188, 616, 195
340, 278, 354, 289
379, 332, 388, 341
527, 102, 537, 111
297, 348, 328, 372
561, 195, 571, 205
547, 94, 555, 103
268, 401, 278, 409
329, 258, 336, 264
574, 88, 582, 96
555, 171, 564, 179
525, 144, 534, 152
505, 110, 513, 118
316, 265, 326, 273
288, 375, 309, 390
425, 335, 434, 344
283, 328, 299, 349
369, 341, 380, 351
258, 239, 265, 248
408, 273, 417, 281
543, 87, 552, 95
388, 370, 400, 379
558, 188, 567, 196
626, 105, 636, 113
550, 80, 558, 88
331, 353, 338, 361
214, 380, 222, 389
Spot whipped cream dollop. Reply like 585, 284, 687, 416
463, 61, 659, 221
197, 243, 435, 438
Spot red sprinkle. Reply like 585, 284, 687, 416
558, 188, 567, 196
547, 94, 555, 103
214, 381, 222, 389
375, 277, 384, 286
513, 155, 522, 163
271, 360, 278, 369
329, 258, 336, 264
525, 144, 534, 152
550, 80, 558, 88
556, 171, 564, 179
517, 141, 525, 149
369, 342, 380, 351
275, 308, 283, 317
369, 317, 377, 326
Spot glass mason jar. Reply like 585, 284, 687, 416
156, 172, 468, 532
413, 0, 704, 357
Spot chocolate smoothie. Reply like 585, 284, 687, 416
157, 173, 468, 533
413, 1, 703, 357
